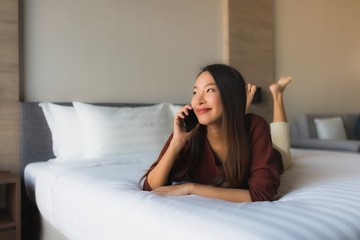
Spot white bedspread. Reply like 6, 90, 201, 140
25, 149, 360, 240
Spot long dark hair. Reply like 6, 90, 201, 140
203, 64, 251, 187
141, 64, 251, 187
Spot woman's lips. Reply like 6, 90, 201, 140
196, 108, 211, 115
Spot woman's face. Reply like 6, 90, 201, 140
191, 71, 223, 127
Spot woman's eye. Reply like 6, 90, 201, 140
207, 88, 215, 92
193, 91, 197, 95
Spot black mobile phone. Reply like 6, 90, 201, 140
181, 109, 198, 132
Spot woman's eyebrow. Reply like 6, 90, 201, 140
193, 83, 216, 89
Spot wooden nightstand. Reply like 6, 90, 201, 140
0, 171, 20, 240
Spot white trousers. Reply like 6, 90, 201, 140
270, 122, 292, 170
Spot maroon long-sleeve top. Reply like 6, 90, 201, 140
143, 113, 284, 202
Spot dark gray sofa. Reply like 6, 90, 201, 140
290, 114, 360, 152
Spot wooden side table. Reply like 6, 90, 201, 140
0, 171, 20, 240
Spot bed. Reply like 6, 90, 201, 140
20, 102, 360, 240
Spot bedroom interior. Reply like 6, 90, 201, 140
0, 0, 359, 240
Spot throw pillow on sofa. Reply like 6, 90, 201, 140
314, 117, 347, 140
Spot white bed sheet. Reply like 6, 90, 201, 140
25, 149, 360, 240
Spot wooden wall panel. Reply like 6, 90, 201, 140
0, 0, 19, 174
228, 0, 274, 122
0, 103, 19, 173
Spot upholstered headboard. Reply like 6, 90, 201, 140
19, 102, 156, 175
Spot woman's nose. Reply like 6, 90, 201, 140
195, 93, 205, 105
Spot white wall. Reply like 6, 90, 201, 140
23, 1, 360, 123
23, 0, 225, 104
275, 0, 360, 122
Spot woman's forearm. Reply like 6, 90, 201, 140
152, 182, 252, 203
189, 183, 252, 203
147, 140, 183, 189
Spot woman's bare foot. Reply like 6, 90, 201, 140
269, 77, 292, 96
270, 77, 292, 123
246, 83, 257, 113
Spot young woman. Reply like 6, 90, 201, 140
142, 64, 292, 203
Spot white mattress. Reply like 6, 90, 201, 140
24, 149, 360, 240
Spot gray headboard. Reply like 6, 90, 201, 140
20, 102, 156, 175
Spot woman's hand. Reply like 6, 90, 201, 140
171, 105, 199, 150
152, 183, 194, 196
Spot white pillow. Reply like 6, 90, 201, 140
169, 104, 183, 117
314, 117, 347, 140
73, 102, 172, 158
39, 103, 83, 161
